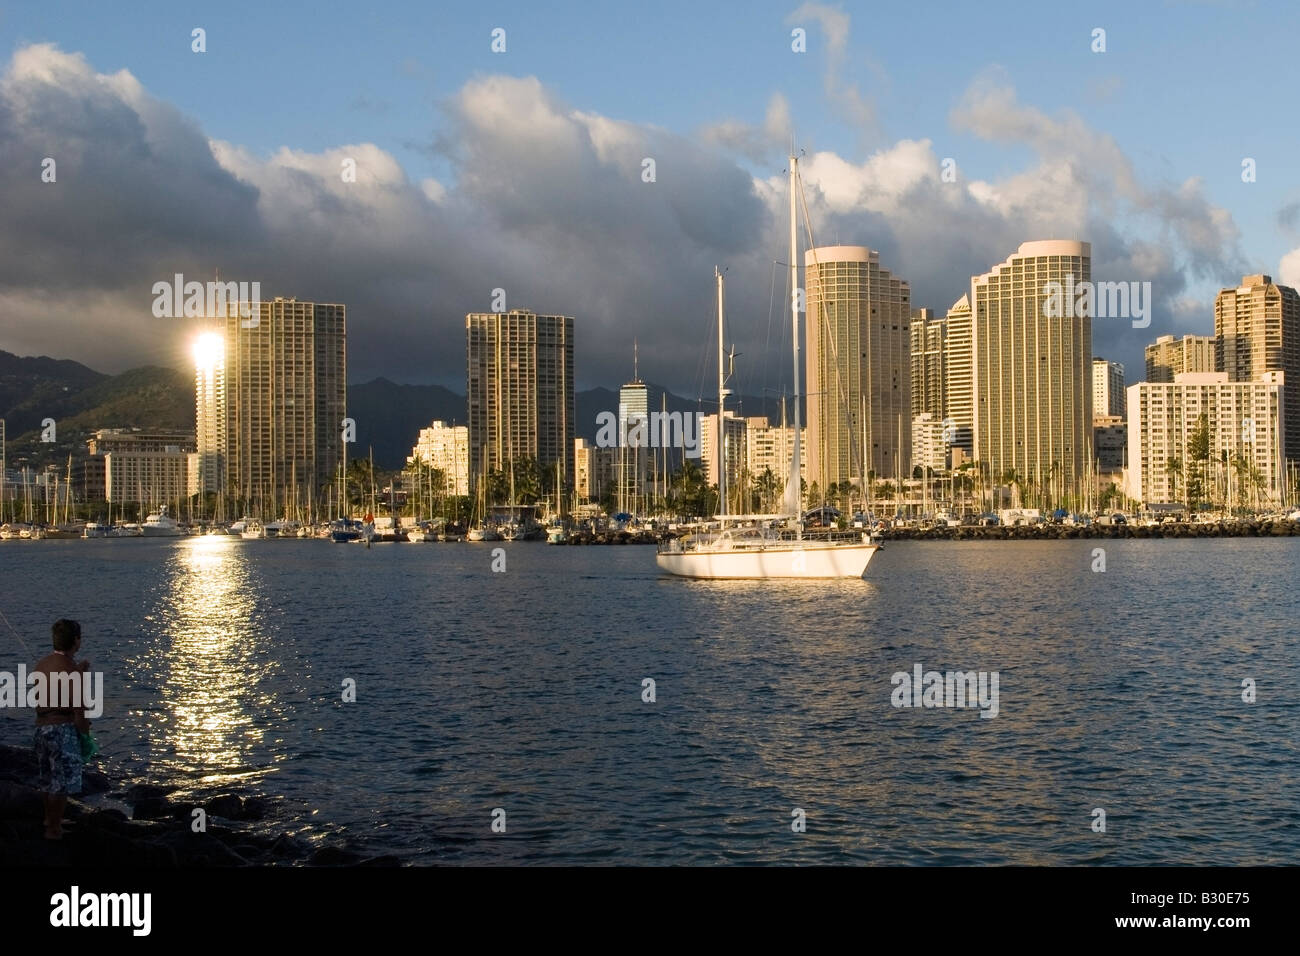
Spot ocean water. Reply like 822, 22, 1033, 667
1, 535, 1296, 864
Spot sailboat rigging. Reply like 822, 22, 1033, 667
654, 150, 880, 579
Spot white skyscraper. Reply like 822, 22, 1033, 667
972, 240, 1092, 494
1092, 358, 1125, 419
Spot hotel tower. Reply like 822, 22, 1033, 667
1215, 274, 1300, 465
466, 309, 575, 493
805, 245, 911, 492
197, 297, 347, 515
971, 240, 1092, 492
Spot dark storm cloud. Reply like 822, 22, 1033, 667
0, 44, 1253, 396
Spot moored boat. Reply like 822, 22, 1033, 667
654, 151, 880, 581
142, 506, 183, 537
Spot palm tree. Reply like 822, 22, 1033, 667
672, 458, 711, 517
1216, 449, 1229, 512
1165, 457, 1183, 508
805, 480, 821, 511
1187, 413, 1211, 510
346, 457, 374, 511
1046, 460, 1061, 512
486, 467, 508, 507
753, 466, 780, 513
998, 469, 1020, 509
510, 456, 542, 503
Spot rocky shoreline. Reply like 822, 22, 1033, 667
0, 744, 399, 866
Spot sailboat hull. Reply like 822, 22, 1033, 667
655, 540, 878, 579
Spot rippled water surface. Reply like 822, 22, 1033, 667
2, 536, 1297, 864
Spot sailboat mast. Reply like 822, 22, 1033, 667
716, 266, 727, 518
789, 154, 804, 539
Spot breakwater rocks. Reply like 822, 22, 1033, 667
0, 745, 399, 867
879, 518, 1300, 541
561, 530, 660, 545
577, 518, 1300, 544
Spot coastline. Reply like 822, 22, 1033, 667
0, 745, 400, 867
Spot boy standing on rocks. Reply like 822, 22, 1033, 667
33, 619, 91, 840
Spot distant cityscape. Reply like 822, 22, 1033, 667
1, 242, 1298, 527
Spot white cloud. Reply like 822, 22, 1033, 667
1280, 247, 1300, 289
786, 2, 876, 131
0, 43, 1257, 393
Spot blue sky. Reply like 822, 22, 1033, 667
1, 0, 1297, 392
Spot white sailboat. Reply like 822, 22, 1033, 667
467, 447, 501, 541
656, 151, 879, 579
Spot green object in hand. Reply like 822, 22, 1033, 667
79, 730, 99, 761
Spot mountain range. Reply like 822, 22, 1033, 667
0, 351, 798, 470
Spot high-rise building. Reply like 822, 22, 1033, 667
192, 333, 225, 497
1215, 274, 1300, 464
1145, 333, 1215, 383
575, 437, 617, 504
1124, 372, 1286, 506
202, 298, 346, 514
910, 299, 975, 464
944, 295, 974, 457
743, 416, 806, 480
1092, 415, 1126, 473
466, 309, 575, 492
617, 379, 650, 512
910, 308, 945, 421
1093, 358, 1125, 418
409, 421, 470, 496
743, 416, 800, 512
88, 428, 196, 507
911, 413, 947, 474
972, 240, 1092, 492
805, 245, 911, 491
698, 412, 746, 502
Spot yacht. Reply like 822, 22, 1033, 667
658, 525, 878, 579
329, 517, 363, 543
142, 507, 183, 537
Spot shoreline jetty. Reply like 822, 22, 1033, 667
647, 516, 1300, 544
877, 517, 1300, 541
0, 745, 399, 866
559, 517, 1300, 545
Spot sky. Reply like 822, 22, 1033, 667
1, 0, 1298, 401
